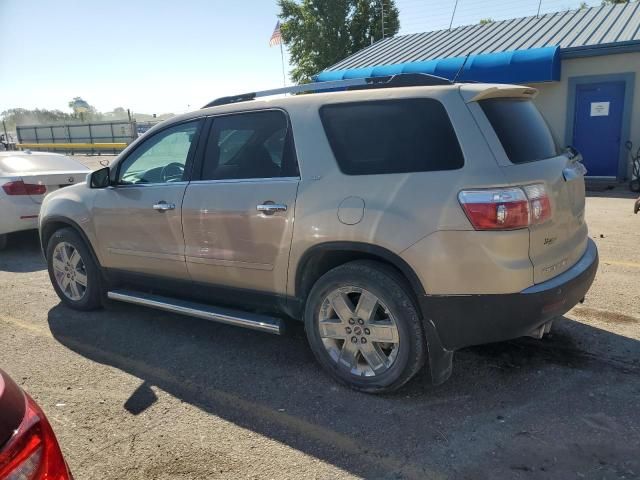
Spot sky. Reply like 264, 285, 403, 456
0, 0, 604, 116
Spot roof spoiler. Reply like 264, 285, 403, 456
466, 86, 538, 103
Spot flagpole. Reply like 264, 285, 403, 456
279, 41, 286, 87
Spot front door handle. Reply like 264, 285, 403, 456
257, 203, 287, 215
153, 201, 176, 211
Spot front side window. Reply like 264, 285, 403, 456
480, 98, 560, 164
320, 99, 464, 175
202, 110, 298, 180
118, 121, 200, 184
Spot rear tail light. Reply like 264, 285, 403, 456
458, 184, 551, 230
523, 184, 551, 224
0, 394, 72, 480
2, 181, 47, 196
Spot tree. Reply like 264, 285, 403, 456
279, 0, 400, 84
104, 107, 128, 120
0, 108, 74, 132
601, 0, 629, 4
479, 18, 494, 25
68, 97, 101, 121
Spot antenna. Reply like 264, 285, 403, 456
452, 53, 471, 83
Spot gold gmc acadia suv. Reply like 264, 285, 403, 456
39, 74, 598, 393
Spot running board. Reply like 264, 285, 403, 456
107, 289, 283, 335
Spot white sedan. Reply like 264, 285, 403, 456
0, 151, 90, 249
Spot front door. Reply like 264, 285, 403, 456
182, 110, 299, 296
93, 119, 203, 279
573, 81, 625, 177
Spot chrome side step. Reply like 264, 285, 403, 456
107, 289, 283, 335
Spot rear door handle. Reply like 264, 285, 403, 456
257, 203, 287, 215
153, 201, 176, 211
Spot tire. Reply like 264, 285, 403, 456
0, 234, 7, 251
46, 227, 103, 311
304, 260, 426, 393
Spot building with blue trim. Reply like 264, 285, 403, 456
317, 2, 640, 181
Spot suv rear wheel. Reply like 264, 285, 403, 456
46, 228, 103, 311
304, 260, 426, 393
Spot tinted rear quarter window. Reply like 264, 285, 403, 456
480, 98, 559, 164
202, 110, 298, 180
320, 99, 464, 175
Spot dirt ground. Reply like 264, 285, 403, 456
0, 168, 639, 479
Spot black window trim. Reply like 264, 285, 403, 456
111, 117, 206, 187
190, 107, 300, 183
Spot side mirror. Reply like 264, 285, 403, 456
89, 167, 111, 189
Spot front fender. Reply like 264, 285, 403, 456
39, 184, 100, 262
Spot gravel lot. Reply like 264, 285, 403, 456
0, 162, 639, 479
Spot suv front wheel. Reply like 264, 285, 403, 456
46, 228, 103, 311
304, 260, 426, 393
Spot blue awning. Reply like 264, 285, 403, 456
314, 46, 561, 84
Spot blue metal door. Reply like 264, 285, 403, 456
572, 81, 625, 177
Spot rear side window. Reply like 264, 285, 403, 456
480, 98, 560, 164
320, 99, 464, 175
202, 110, 299, 180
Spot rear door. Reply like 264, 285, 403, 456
181, 110, 299, 296
469, 93, 588, 284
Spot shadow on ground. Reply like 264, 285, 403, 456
47, 299, 640, 479
0, 231, 45, 273
585, 185, 638, 199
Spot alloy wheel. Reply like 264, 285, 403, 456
317, 286, 400, 377
52, 242, 87, 301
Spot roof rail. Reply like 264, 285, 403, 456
202, 73, 452, 108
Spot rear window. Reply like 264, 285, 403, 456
320, 99, 464, 175
480, 98, 560, 164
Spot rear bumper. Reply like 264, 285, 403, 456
0, 197, 40, 235
420, 238, 598, 350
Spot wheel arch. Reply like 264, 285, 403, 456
294, 242, 426, 306
40, 216, 102, 269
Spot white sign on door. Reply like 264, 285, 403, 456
590, 102, 610, 117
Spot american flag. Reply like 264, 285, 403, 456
269, 21, 282, 47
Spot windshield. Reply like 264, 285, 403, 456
480, 98, 560, 164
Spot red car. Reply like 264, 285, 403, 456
0, 369, 72, 479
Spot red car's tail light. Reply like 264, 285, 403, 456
2, 181, 47, 196
0, 394, 71, 480
458, 184, 552, 230
458, 187, 530, 230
